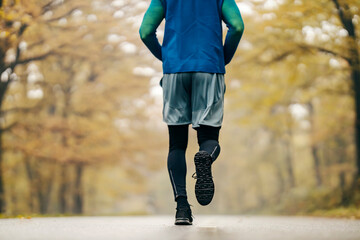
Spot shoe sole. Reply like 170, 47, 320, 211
194, 151, 214, 206
175, 218, 193, 225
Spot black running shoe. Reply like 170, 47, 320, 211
175, 206, 193, 225
193, 151, 215, 206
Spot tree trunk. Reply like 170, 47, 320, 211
23, 157, 35, 212
335, 70, 360, 203
352, 66, 360, 181
307, 102, 322, 187
351, 66, 360, 206
58, 69, 73, 214
272, 136, 285, 198
339, 171, 348, 205
59, 164, 68, 213
275, 162, 285, 196
0, 59, 9, 214
37, 181, 53, 214
73, 163, 84, 214
41, 163, 54, 214
36, 187, 47, 214
284, 138, 295, 188
0, 60, 10, 212
31, 160, 54, 214
282, 111, 296, 189
0, 129, 4, 213
332, 0, 360, 189
311, 146, 322, 187
328, 0, 360, 206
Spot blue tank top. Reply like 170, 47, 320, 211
161, 0, 225, 74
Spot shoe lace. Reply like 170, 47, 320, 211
191, 168, 206, 179
192, 169, 213, 180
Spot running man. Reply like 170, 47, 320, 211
139, 0, 244, 225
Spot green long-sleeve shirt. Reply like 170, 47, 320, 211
139, 0, 244, 65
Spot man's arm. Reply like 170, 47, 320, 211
222, 0, 245, 65
139, 0, 165, 61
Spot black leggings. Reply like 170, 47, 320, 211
167, 124, 221, 200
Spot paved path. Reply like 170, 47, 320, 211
1, 215, 360, 240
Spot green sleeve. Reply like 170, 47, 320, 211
222, 0, 245, 65
139, 0, 165, 61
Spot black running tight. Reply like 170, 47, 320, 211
167, 124, 221, 200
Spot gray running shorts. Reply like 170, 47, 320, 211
160, 72, 226, 128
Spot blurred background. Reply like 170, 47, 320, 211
0, 0, 360, 217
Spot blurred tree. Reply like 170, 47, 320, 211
0, 0, 84, 213
217, 0, 360, 213
330, 0, 360, 202
233, 0, 358, 204
2, 0, 165, 215
279, 0, 358, 200
1, 0, 123, 214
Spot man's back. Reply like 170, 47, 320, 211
139, 0, 244, 74
162, 0, 225, 74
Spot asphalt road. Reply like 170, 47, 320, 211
1, 215, 360, 240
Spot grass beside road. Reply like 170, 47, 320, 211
304, 207, 360, 219
0, 210, 150, 219
1, 208, 360, 219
